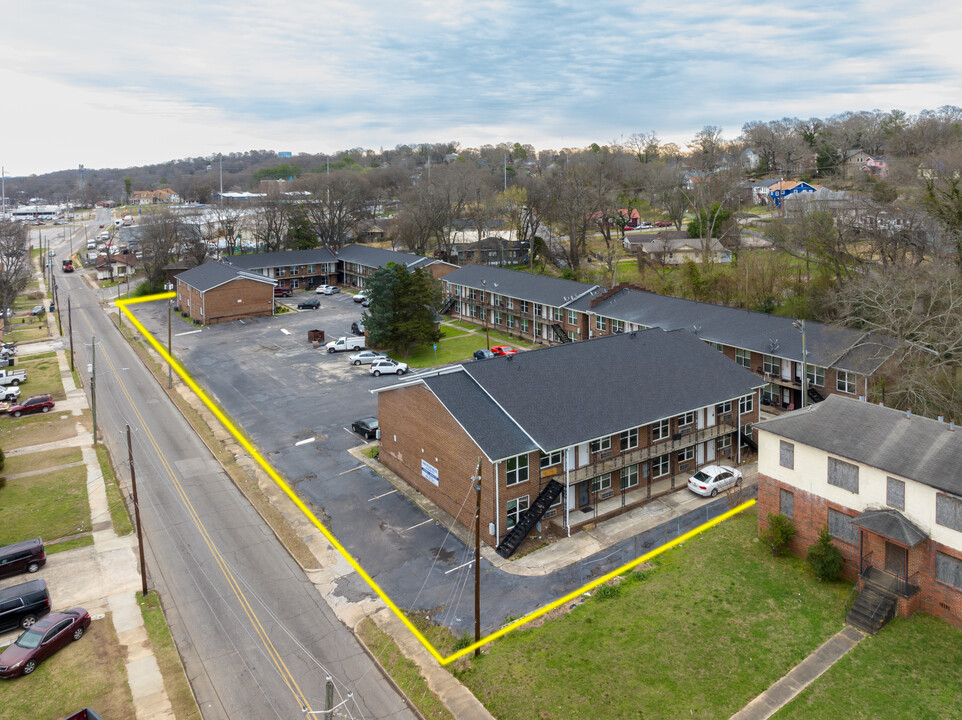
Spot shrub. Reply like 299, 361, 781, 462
451, 632, 473, 652
595, 583, 622, 601
807, 526, 844, 581
761, 512, 796, 557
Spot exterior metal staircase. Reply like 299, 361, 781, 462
440, 296, 457, 315
551, 323, 571, 343
495, 480, 564, 559
807, 387, 826, 403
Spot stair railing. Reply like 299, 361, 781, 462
843, 552, 874, 618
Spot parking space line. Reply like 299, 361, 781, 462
403, 518, 433, 532
337, 465, 364, 476
294, 437, 315, 446
368, 489, 398, 502
175, 329, 202, 336
444, 559, 475, 575
280, 328, 291, 335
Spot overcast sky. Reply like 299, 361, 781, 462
3, 1, 961, 177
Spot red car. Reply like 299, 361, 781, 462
8, 395, 54, 418
490, 345, 518, 356
274, 286, 292, 297
0, 608, 91, 678
653, 221, 673, 227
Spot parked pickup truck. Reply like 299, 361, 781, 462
0, 386, 21, 402
62, 259, 74, 272
325, 336, 366, 353
0, 369, 27, 386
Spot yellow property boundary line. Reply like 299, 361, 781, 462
118, 292, 757, 665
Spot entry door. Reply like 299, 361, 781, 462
885, 541, 907, 578
577, 481, 591, 507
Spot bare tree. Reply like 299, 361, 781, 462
250, 200, 288, 252
138, 208, 186, 290
300, 172, 367, 251
210, 203, 245, 256
0, 221, 31, 316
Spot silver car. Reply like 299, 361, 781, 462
370, 359, 408, 377
349, 350, 388, 366
687, 465, 742, 497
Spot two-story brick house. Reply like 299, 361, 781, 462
224, 248, 338, 290
756, 396, 962, 631
175, 261, 276, 325
374, 329, 762, 555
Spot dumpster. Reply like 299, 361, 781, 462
308, 329, 325, 345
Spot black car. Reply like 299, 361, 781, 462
0, 538, 46, 579
351, 417, 378, 439
297, 298, 320, 310
0, 579, 51, 632
351, 321, 365, 335
473, 349, 495, 361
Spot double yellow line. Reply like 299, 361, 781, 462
117, 292, 756, 666
80, 304, 314, 712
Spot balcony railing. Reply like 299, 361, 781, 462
564, 422, 738, 484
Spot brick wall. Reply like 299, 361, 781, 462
202, 279, 274, 325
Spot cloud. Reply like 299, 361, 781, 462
2, 0, 961, 174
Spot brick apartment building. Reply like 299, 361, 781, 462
175, 262, 276, 325
756, 396, 962, 631
443, 266, 896, 411
224, 248, 337, 290
374, 330, 762, 556
337, 244, 457, 289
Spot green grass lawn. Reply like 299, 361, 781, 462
775, 613, 962, 719
455, 509, 851, 720
96, 443, 134, 536
0, 612, 136, 720
0, 410, 78, 449
15, 353, 67, 400
0, 463, 89, 545
138, 591, 202, 719
2, 446, 82, 476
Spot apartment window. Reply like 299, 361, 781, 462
494, 311, 503, 326
837, 370, 857, 394
568, 309, 578, 325
710, 342, 724, 352
936, 552, 962, 590
739, 395, 754, 414
652, 454, 670, 478
519, 300, 529, 313
590, 436, 611, 454
678, 411, 695, 427
307, 264, 315, 273
506, 297, 514, 310
807, 365, 825, 387
506, 315, 515, 329
506, 496, 529, 530
936, 493, 962, 532
717, 434, 732, 451
519, 318, 529, 333
620, 428, 638, 451
677, 446, 694, 463
779, 441, 794, 469
762, 383, 779, 405
506, 454, 528, 486
540, 450, 563, 469
828, 508, 858, 545
290, 265, 298, 275
621, 464, 639, 489
827, 457, 859, 494
780, 489, 794, 518
595, 316, 607, 332
469, 288, 479, 300
492, 293, 503, 307
552, 307, 563, 322
718, 400, 732, 415
652, 419, 670, 442
611, 320, 624, 334
591, 473, 612, 493
276, 267, 286, 277
763, 355, 780, 375
886, 477, 905, 511
469, 304, 481, 319
735, 348, 751, 368
291, 279, 300, 289
534, 303, 543, 317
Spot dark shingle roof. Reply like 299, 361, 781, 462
422, 372, 536, 461
442, 264, 600, 307
461, 329, 761, 451
224, 248, 336, 270
578, 287, 893, 374
756, 395, 962, 497
175, 261, 273, 293
336, 243, 425, 268
851, 509, 928, 547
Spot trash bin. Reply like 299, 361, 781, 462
49, 303, 55, 312
307, 329, 325, 343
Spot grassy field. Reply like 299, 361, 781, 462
454, 508, 851, 720
0, 613, 136, 720
0, 464, 89, 546
391, 322, 536, 367
357, 618, 457, 720
2, 446, 82, 475
775, 613, 962, 719
96, 443, 134, 536
138, 591, 203, 719
15, 352, 67, 400
0, 411, 78, 450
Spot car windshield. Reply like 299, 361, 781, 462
15, 627, 43, 649
691, 471, 712, 482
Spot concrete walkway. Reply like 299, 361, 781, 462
730, 625, 865, 720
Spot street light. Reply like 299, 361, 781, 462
792, 320, 807, 409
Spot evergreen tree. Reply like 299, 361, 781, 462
365, 263, 442, 355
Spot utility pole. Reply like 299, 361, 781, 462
794, 319, 808, 408
167, 300, 173, 389
91, 334, 97, 442
325, 676, 333, 716
68, 297, 74, 371
128, 425, 148, 597
474, 458, 482, 657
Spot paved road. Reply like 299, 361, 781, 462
49, 212, 416, 720
128, 280, 751, 639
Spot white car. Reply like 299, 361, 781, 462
0, 386, 20, 403
315, 285, 339, 295
353, 293, 368, 304
370, 359, 408, 376
687, 465, 742, 497
349, 350, 388, 366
